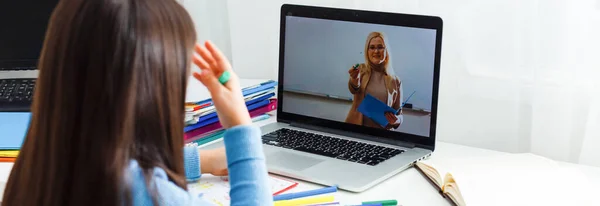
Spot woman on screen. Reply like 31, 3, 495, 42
345, 31, 403, 130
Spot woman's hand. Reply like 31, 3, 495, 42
348, 66, 360, 87
192, 41, 251, 128
384, 112, 400, 130
199, 148, 228, 176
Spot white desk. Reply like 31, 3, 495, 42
1, 117, 599, 205
200, 118, 600, 205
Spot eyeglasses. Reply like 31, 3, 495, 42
368, 45, 386, 51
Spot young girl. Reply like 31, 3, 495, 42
1, 0, 272, 205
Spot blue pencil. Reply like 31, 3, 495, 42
401, 90, 416, 107
392, 90, 416, 115
273, 185, 338, 201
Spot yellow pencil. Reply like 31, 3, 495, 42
0, 150, 18, 158
274, 195, 335, 206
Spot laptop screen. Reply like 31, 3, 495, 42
0, 0, 59, 62
282, 16, 437, 138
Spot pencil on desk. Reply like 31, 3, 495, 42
363, 199, 398, 206
0, 157, 16, 162
274, 195, 335, 206
305, 202, 340, 206
273, 185, 337, 201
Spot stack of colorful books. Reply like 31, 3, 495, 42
184, 80, 277, 145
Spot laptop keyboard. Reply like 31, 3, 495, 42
0, 66, 37, 71
262, 128, 404, 166
0, 78, 35, 111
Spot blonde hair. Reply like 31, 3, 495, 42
364, 31, 393, 75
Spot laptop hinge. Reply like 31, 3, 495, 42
289, 122, 416, 149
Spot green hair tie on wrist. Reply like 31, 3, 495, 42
218, 70, 231, 85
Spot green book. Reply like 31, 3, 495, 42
191, 131, 226, 145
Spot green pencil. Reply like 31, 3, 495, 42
362, 199, 398, 206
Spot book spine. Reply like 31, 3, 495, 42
183, 99, 277, 140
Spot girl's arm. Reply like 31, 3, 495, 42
185, 147, 228, 179
154, 125, 271, 206
190, 41, 273, 206
182, 125, 272, 206
224, 125, 272, 206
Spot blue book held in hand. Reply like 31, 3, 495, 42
357, 94, 398, 127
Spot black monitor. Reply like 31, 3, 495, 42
0, 1, 59, 67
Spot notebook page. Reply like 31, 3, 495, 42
415, 161, 444, 188
187, 174, 297, 206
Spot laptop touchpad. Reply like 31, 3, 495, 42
268, 151, 323, 171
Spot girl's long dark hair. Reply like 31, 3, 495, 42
2, 0, 196, 205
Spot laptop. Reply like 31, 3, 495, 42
204, 5, 443, 192
262, 4, 442, 192
0, 0, 59, 111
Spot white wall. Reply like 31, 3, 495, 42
180, 0, 234, 103
180, 0, 233, 61
226, 0, 429, 79
223, 0, 600, 166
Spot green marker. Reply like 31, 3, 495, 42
362, 199, 398, 206
218, 70, 231, 85
354, 63, 360, 69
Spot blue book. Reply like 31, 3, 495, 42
196, 112, 218, 124
194, 80, 277, 105
185, 116, 219, 132
241, 80, 277, 96
357, 94, 398, 127
0, 112, 31, 149
195, 92, 275, 123
184, 98, 272, 132
244, 92, 275, 106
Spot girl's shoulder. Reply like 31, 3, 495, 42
127, 160, 208, 205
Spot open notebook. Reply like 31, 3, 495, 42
415, 161, 465, 206
188, 174, 297, 206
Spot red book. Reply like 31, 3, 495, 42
186, 102, 212, 111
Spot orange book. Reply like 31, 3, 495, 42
0, 157, 16, 162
